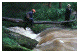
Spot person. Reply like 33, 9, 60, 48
64, 4, 72, 27
23, 9, 36, 30
65, 4, 71, 21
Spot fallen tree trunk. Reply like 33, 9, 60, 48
2, 17, 23, 23
2, 17, 76, 24
34, 20, 76, 24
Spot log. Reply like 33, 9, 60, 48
2, 17, 76, 24
34, 20, 76, 24
59, 2, 62, 8
2, 17, 23, 23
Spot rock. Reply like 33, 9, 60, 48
2, 26, 38, 51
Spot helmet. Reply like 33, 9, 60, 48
32, 9, 36, 13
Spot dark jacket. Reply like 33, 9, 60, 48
24, 11, 34, 21
65, 8, 71, 15
26, 11, 33, 18
65, 8, 71, 20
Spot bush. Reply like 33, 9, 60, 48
31, 24, 51, 34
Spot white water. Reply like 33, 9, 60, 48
7, 26, 77, 51
7, 26, 41, 41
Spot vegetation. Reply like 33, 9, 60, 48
2, 2, 77, 28
2, 26, 38, 51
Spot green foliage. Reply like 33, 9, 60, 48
2, 45, 31, 51
2, 2, 77, 33
31, 24, 51, 33
2, 21, 25, 27
69, 21, 77, 29
3, 37, 18, 45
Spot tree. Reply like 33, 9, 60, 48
48, 2, 51, 8
59, 2, 62, 8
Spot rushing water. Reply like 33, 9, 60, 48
7, 27, 40, 41
7, 27, 77, 51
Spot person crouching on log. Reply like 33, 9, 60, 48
23, 9, 36, 30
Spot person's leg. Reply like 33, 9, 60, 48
64, 15, 69, 27
29, 18, 34, 27
65, 15, 70, 27
23, 16, 29, 29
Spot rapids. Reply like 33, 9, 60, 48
7, 27, 77, 51
7, 27, 40, 41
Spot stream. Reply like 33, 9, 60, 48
7, 26, 77, 51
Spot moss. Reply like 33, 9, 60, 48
8, 32, 38, 49
2, 26, 38, 51
2, 45, 31, 51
